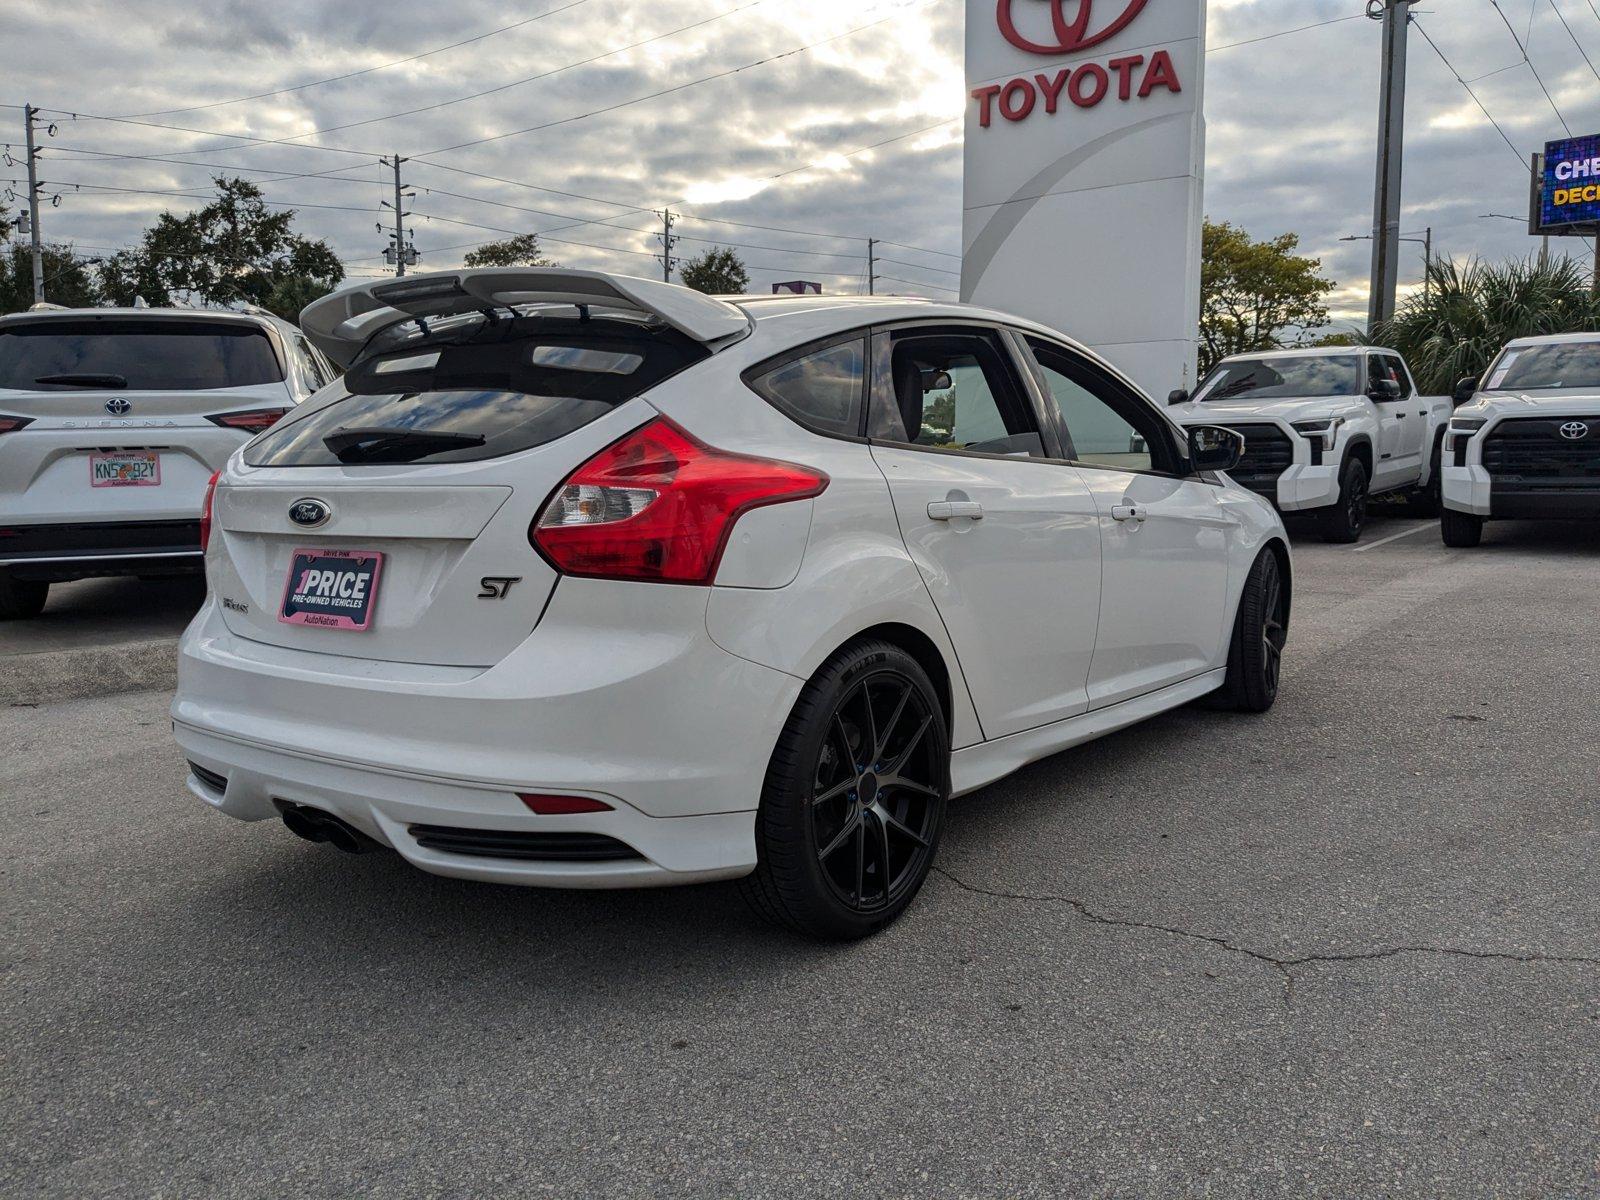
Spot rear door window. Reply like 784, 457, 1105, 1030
245, 309, 707, 466
0, 319, 284, 391
869, 329, 1045, 458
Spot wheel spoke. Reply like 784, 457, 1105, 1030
811, 776, 856, 808
853, 815, 867, 901
875, 684, 913, 764
854, 682, 878, 771
873, 809, 894, 896
884, 714, 932, 775
877, 804, 930, 849
879, 774, 940, 802
819, 808, 860, 860
830, 714, 854, 768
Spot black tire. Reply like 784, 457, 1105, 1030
740, 639, 950, 940
1408, 436, 1443, 517
1207, 547, 1287, 714
1319, 456, 1369, 543
1440, 507, 1484, 547
0, 575, 48, 621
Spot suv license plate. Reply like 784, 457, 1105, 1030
279, 549, 384, 631
90, 452, 160, 487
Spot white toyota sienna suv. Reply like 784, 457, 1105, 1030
172, 268, 1291, 938
0, 306, 336, 618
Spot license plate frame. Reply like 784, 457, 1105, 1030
89, 451, 161, 488
279, 548, 384, 632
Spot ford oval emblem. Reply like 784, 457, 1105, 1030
289, 498, 331, 528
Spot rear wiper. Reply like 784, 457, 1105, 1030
323, 426, 486, 463
34, 372, 129, 388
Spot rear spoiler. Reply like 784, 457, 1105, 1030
300, 268, 753, 367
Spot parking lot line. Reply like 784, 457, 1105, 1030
1352, 521, 1436, 552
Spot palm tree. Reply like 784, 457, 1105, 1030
1370, 255, 1600, 393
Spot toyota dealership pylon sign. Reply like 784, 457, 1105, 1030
963, 0, 1206, 397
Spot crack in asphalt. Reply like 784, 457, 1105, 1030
933, 867, 1600, 1003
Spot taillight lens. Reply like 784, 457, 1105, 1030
0, 415, 34, 434
208, 407, 290, 432
518, 793, 614, 815
532, 416, 827, 584
199, 470, 221, 551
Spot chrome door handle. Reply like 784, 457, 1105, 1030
928, 500, 984, 521
1110, 504, 1146, 523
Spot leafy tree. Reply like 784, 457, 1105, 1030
98, 177, 342, 322
2, 243, 101, 314
462, 233, 558, 268
1199, 219, 1335, 373
1370, 254, 1600, 393
679, 247, 749, 295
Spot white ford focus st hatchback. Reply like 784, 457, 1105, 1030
172, 269, 1290, 938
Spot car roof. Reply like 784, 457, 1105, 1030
1502, 330, 1600, 348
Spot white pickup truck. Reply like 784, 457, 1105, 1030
1166, 346, 1453, 542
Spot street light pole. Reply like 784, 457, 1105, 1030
1367, 0, 1413, 331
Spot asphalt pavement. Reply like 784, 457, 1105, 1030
3, 516, 1598, 1198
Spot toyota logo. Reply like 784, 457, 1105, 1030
997, 0, 1150, 55
288, 498, 331, 528
105, 397, 131, 416
1559, 420, 1590, 440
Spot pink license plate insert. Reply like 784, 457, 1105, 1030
279, 548, 384, 631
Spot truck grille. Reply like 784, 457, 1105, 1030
1213, 423, 1293, 499
1482, 417, 1600, 484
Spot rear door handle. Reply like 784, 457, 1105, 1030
927, 500, 984, 521
1110, 504, 1146, 523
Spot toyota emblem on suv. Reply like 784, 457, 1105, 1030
289, 498, 331, 528
105, 397, 131, 416
1559, 421, 1590, 440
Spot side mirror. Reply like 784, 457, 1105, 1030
1366, 379, 1402, 401
1188, 424, 1245, 473
1167, 388, 1190, 406
1453, 375, 1479, 406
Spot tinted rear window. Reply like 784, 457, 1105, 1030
0, 319, 284, 391
245, 310, 707, 466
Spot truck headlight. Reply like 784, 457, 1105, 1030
1448, 417, 1486, 433
1290, 417, 1345, 450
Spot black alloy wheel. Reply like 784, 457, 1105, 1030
1207, 547, 1288, 713
741, 640, 950, 939
1320, 457, 1369, 543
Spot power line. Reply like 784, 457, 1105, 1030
1548, 0, 1600, 82
1207, 13, 1366, 53
1488, 0, 1572, 133
113, 0, 595, 118
875, 256, 960, 277
1412, 20, 1530, 170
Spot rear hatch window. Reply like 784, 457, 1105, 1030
0, 319, 283, 391
244, 307, 708, 467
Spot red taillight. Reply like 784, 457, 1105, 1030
208, 407, 290, 432
0, 415, 34, 434
531, 416, 828, 584
199, 470, 221, 551
518, 793, 614, 815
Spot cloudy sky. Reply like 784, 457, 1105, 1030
3, 0, 1597, 328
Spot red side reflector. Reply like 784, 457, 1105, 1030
518, 793, 614, 815
199, 470, 221, 552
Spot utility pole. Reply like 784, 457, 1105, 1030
1367, 0, 1412, 331
379, 154, 415, 276
22, 104, 44, 304
656, 209, 678, 282
867, 238, 877, 295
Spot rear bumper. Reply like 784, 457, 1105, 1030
174, 721, 757, 888
170, 580, 805, 887
0, 520, 203, 580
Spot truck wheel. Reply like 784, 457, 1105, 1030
1408, 437, 1443, 517
1440, 507, 1484, 548
740, 639, 950, 940
1319, 457, 1369, 543
1206, 547, 1286, 713
0, 576, 49, 621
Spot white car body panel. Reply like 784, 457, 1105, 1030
1443, 333, 1600, 520
1170, 347, 1451, 510
172, 270, 1290, 890
0, 307, 328, 578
